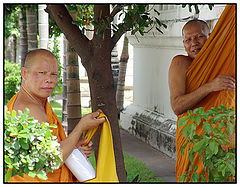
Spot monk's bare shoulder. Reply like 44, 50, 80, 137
13, 96, 47, 123
170, 55, 192, 72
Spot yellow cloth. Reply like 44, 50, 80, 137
83, 113, 119, 183
7, 93, 74, 183
175, 4, 236, 182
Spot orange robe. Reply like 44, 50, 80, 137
7, 93, 74, 183
83, 113, 119, 183
175, 4, 236, 182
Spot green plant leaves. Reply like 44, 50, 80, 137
4, 108, 63, 182
178, 116, 189, 127
180, 105, 236, 182
209, 141, 218, 155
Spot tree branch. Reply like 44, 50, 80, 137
46, 4, 90, 60
110, 5, 123, 19
111, 23, 129, 51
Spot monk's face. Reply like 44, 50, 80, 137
183, 22, 209, 59
22, 55, 58, 99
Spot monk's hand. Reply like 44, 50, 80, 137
78, 111, 105, 132
207, 75, 235, 92
76, 139, 93, 158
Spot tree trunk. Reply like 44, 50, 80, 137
38, 4, 49, 49
62, 35, 68, 132
19, 7, 28, 67
66, 12, 82, 135
46, 4, 127, 182
13, 34, 17, 63
116, 35, 129, 114
5, 36, 14, 62
26, 5, 38, 51
88, 5, 126, 182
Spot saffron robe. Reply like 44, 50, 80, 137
175, 4, 236, 182
83, 113, 119, 183
7, 93, 74, 183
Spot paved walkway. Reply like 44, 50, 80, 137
120, 129, 176, 182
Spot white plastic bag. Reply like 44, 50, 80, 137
65, 148, 96, 182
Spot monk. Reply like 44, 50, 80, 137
168, 19, 235, 181
7, 49, 105, 182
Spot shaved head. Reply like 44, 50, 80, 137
182, 19, 210, 37
23, 49, 58, 69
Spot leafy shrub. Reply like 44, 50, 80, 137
4, 108, 63, 182
4, 61, 21, 104
178, 105, 235, 182
49, 39, 63, 97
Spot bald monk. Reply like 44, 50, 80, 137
168, 19, 235, 181
7, 49, 105, 182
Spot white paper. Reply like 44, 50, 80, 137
65, 148, 96, 182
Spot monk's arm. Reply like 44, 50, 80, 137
60, 112, 105, 162
168, 56, 235, 116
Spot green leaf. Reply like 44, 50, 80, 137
11, 110, 16, 117
37, 171, 48, 180
189, 150, 195, 162
203, 122, 212, 133
187, 110, 193, 115
200, 173, 207, 182
183, 125, 190, 139
5, 169, 12, 182
49, 124, 57, 128
181, 142, 188, 155
209, 141, 218, 155
189, 123, 196, 139
20, 140, 29, 150
193, 107, 204, 115
45, 129, 51, 139
218, 164, 225, 171
227, 164, 235, 176
28, 172, 36, 178
193, 139, 206, 153
5, 155, 12, 165
180, 174, 186, 182
194, 115, 202, 126
153, 9, 160, 16
192, 171, 199, 182
178, 116, 189, 127
218, 121, 225, 130
156, 27, 163, 34
189, 163, 194, 171
13, 141, 20, 150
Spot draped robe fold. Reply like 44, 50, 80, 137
175, 4, 236, 182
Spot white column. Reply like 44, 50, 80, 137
38, 4, 49, 49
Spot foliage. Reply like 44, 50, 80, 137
4, 61, 21, 104
4, 108, 63, 182
49, 5, 94, 37
178, 105, 235, 182
4, 5, 21, 38
182, 4, 214, 14
48, 38, 63, 97
116, 5, 166, 35
89, 4, 166, 39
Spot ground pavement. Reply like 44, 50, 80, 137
120, 129, 176, 182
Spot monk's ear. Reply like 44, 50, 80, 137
21, 67, 27, 80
